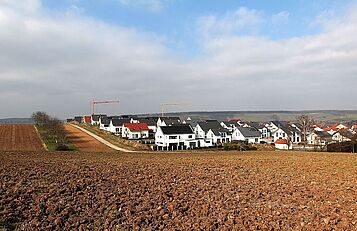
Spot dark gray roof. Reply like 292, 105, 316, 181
112, 118, 131, 126
161, 117, 181, 125
272, 121, 300, 135
221, 121, 235, 127
280, 124, 300, 135
198, 120, 230, 136
160, 125, 194, 135
91, 114, 106, 121
74, 116, 82, 123
246, 122, 266, 130
186, 120, 199, 128
236, 127, 261, 138
198, 120, 222, 132
314, 131, 332, 139
271, 121, 287, 128
100, 117, 110, 125
138, 118, 157, 126
121, 115, 138, 119
108, 116, 121, 120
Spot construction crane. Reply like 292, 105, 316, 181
91, 99, 119, 115
160, 103, 190, 117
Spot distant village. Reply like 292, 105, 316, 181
68, 114, 357, 151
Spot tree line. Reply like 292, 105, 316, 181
32, 111, 70, 150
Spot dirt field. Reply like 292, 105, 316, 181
0, 151, 356, 230
0, 125, 44, 151
63, 124, 115, 152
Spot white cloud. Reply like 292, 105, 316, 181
197, 7, 263, 37
117, 0, 172, 12
0, 1, 357, 118
272, 11, 290, 25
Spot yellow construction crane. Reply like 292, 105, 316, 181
91, 99, 119, 115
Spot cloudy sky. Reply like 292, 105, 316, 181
1, 0, 357, 118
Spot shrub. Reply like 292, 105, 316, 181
223, 143, 257, 151
55, 143, 71, 151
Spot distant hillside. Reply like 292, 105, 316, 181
143, 110, 357, 123
0, 118, 34, 124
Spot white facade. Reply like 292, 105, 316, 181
194, 124, 231, 147
220, 122, 236, 132
272, 128, 301, 144
99, 121, 110, 132
232, 129, 261, 144
121, 126, 149, 140
108, 120, 122, 135
155, 127, 197, 149
275, 143, 289, 150
259, 127, 270, 139
307, 133, 330, 146
332, 132, 351, 142
91, 118, 100, 126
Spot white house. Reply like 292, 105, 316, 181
232, 127, 261, 144
245, 122, 271, 142
155, 125, 198, 150
275, 139, 290, 150
138, 117, 158, 134
351, 125, 357, 132
332, 131, 352, 143
220, 121, 237, 133
108, 118, 131, 135
122, 123, 149, 140
307, 131, 333, 146
99, 117, 111, 131
195, 121, 231, 147
157, 117, 181, 127
272, 124, 302, 144
313, 125, 325, 132
266, 121, 284, 134
91, 114, 106, 126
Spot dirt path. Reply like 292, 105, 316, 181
64, 124, 117, 152
0, 124, 45, 151
69, 124, 135, 153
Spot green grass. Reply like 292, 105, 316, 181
36, 126, 78, 152
78, 124, 151, 151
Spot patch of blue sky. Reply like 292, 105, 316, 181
41, 0, 355, 57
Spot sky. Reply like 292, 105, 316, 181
1, 0, 357, 118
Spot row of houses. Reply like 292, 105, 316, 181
69, 115, 357, 150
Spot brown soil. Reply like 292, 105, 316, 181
0, 124, 44, 151
63, 124, 115, 152
79, 124, 151, 151
0, 151, 356, 230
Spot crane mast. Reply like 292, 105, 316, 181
91, 99, 119, 115
160, 103, 183, 117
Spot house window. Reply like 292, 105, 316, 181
188, 135, 192, 138
169, 136, 177, 139
255, 138, 258, 142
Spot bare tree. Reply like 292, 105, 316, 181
32, 111, 68, 149
296, 114, 314, 148
32, 111, 50, 127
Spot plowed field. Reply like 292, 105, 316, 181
0, 125, 44, 151
0, 151, 356, 230
63, 124, 114, 152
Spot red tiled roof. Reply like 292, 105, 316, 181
123, 123, 149, 132
229, 119, 241, 123
323, 124, 348, 132
275, 139, 288, 144
352, 125, 357, 130
84, 116, 91, 123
